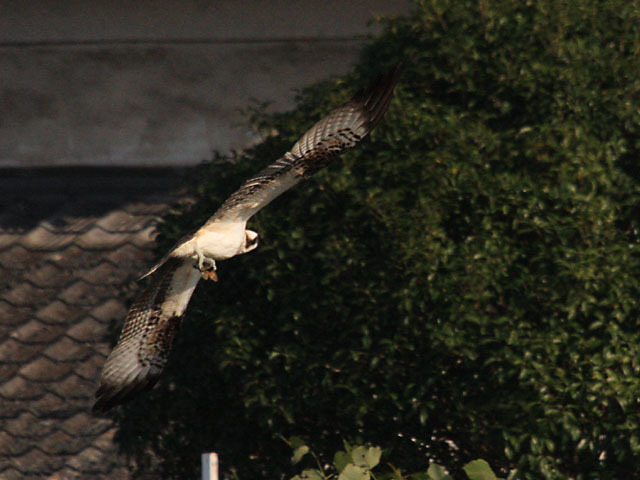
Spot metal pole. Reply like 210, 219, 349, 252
201, 452, 219, 480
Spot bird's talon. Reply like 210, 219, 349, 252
201, 269, 219, 282
194, 254, 217, 281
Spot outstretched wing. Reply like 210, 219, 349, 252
210, 66, 400, 223
93, 257, 201, 412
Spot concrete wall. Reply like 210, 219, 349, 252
0, 1, 410, 167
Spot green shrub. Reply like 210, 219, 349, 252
116, 1, 640, 479
286, 440, 505, 480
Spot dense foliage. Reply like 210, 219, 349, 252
286, 441, 504, 480
115, 1, 640, 479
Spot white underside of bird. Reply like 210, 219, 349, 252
143, 221, 259, 282
176, 221, 248, 259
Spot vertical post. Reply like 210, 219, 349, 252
201, 452, 219, 480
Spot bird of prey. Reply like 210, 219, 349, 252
92, 66, 400, 413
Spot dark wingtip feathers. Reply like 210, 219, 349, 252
353, 64, 401, 131
92, 371, 160, 413
92, 258, 189, 414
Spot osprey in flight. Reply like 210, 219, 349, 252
93, 67, 400, 413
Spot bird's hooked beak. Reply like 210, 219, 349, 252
244, 230, 259, 253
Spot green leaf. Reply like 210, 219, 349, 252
419, 409, 428, 425
351, 446, 382, 469
339, 464, 370, 480
410, 474, 430, 480
388, 464, 405, 480
288, 436, 307, 449
334, 451, 352, 473
463, 460, 499, 480
292, 445, 310, 464
426, 463, 454, 480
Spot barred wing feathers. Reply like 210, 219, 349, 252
211, 66, 400, 223
92, 257, 201, 413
